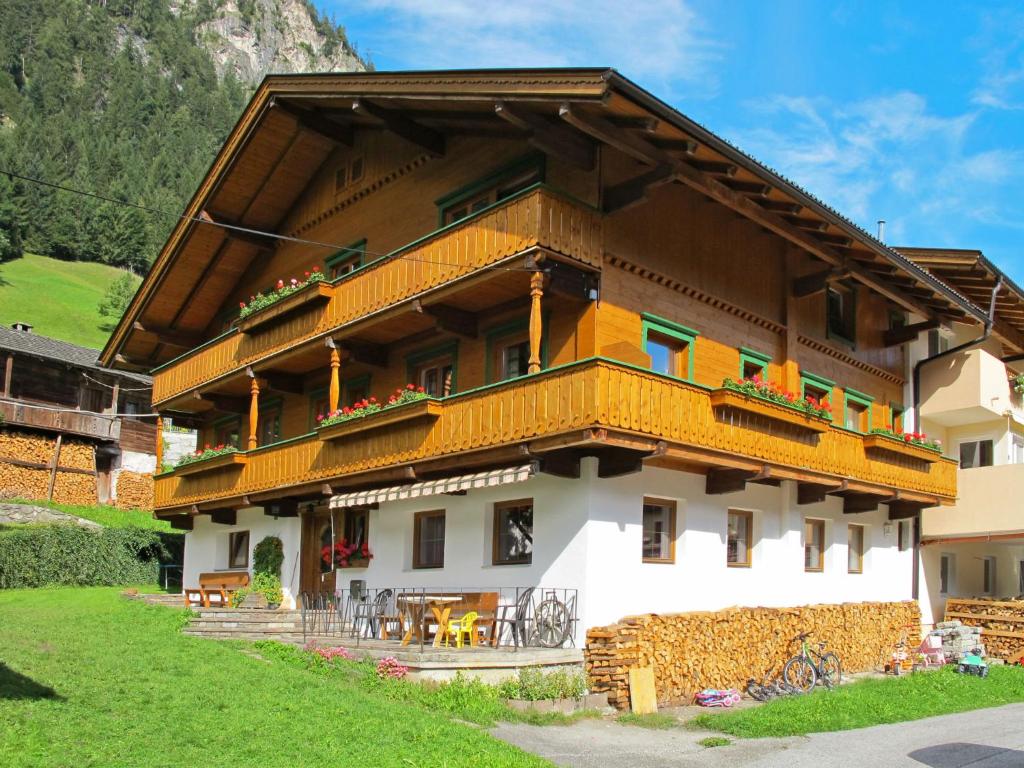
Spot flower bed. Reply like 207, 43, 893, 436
173, 445, 246, 476
864, 428, 942, 463
236, 268, 332, 333
315, 385, 441, 441
721, 376, 832, 420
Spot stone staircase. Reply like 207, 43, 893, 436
122, 590, 188, 608
183, 608, 306, 643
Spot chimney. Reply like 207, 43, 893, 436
11, 322, 32, 333
877, 220, 886, 243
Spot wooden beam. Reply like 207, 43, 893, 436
842, 493, 881, 514
193, 391, 248, 414
602, 165, 674, 213
687, 159, 737, 177
758, 199, 803, 214
168, 515, 193, 531
797, 481, 838, 505
494, 101, 596, 170
46, 434, 63, 502
783, 215, 829, 232
271, 98, 354, 145
132, 321, 201, 351
538, 451, 581, 479
883, 319, 941, 347
259, 372, 305, 395
352, 98, 444, 156
607, 115, 660, 133
2, 352, 13, 398
814, 231, 854, 247
889, 500, 933, 520
792, 267, 851, 299
545, 261, 599, 302
113, 354, 150, 372
706, 466, 770, 495
726, 179, 773, 197
263, 498, 299, 518
559, 103, 669, 167
596, 448, 647, 478
647, 137, 698, 154
336, 340, 388, 368
413, 300, 478, 338
209, 508, 237, 526
199, 210, 276, 251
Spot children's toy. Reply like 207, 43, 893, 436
695, 688, 742, 708
956, 650, 989, 678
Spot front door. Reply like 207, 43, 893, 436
300, 509, 341, 596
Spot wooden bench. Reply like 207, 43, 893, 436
184, 571, 250, 608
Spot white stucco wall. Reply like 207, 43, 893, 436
183, 507, 302, 608
180, 461, 916, 639
919, 541, 1024, 629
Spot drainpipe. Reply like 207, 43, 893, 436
909, 276, 1002, 601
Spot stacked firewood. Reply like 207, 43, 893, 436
114, 471, 154, 511
944, 598, 1024, 660
585, 601, 919, 710
0, 429, 97, 504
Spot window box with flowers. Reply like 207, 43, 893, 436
236, 268, 332, 334
315, 385, 443, 442
864, 428, 942, 464
710, 376, 833, 435
173, 445, 247, 476
322, 539, 374, 569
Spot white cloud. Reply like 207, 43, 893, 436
724, 91, 1020, 247
970, 10, 1024, 109
346, 0, 724, 98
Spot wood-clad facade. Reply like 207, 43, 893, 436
105, 69, 995, 629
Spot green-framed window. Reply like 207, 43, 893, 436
406, 341, 459, 396
800, 371, 836, 403
641, 312, 699, 382
344, 374, 372, 405
308, 387, 329, 429
843, 388, 874, 433
435, 154, 546, 227
484, 317, 548, 384
326, 239, 367, 280
211, 415, 242, 449
739, 347, 772, 379
257, 396, 283, 446
890, 403, 906, 432
826, 282, 857, 347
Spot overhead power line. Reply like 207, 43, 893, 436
0, 168, 537, 272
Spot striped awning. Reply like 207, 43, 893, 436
329, 463, 536, 509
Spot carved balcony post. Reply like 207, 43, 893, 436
247, 374, 260, 450
528, 270, 545, 374
329, 346, 341, 414
155, 416, 163, 468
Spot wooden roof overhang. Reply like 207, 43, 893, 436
102, 68, 997, 373
895, 247, 1024, 355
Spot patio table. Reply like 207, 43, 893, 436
397, 594, 463, 647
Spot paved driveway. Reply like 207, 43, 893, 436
491, 703, 1024, 767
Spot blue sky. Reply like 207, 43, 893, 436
325, 1, 1024, 282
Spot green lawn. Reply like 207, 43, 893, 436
7, 498, 169, 531
0, 588, 551, 768
693, 666, 1024, 738
0, 254, 135, 348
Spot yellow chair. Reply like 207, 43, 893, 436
445, 611, 479, 648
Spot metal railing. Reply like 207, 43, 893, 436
299, 586, 578, 652
159, 564, 183, 591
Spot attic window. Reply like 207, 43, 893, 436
335, 155, 365, 193
826, 283, 856, 346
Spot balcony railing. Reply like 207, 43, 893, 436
0, 398, 120, 441
155, 358, 957, 510
151, 185, 603, 405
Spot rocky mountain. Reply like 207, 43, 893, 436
178, 0, 367, 84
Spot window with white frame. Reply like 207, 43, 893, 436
847, 524, 865, 574
959, 439, 994, 469
804, 518, 825, 572
727, 510, 753, 567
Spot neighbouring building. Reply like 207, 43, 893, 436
101, 69, 1002, 643
0, 322, 158, 506
895, 248, 1024, 630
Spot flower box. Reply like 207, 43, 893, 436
863, 433, 941, 464
174, 452, 249, 476
316, 399, 442, 441
337, 558, 371, 569
236, 281, 333, 334
709, 389, 831, 434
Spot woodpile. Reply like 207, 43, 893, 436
0, 429, 97, 505
585, 601, 919, 710
114, 471, 153, 510
944, 598, 1024, 660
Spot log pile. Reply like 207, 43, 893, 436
944, 598, 1024, 660
585, 601, 919, 710
114, 471, 154, 510
0, 429, 97, 505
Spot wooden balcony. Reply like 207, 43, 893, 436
0, 398, 120, 442
151, 186, 603, 405
154, 358, 957, 512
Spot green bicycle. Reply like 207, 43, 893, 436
782, 632, 842, 693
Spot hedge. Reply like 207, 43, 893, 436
0, 524, 182, 588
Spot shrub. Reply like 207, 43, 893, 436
495, 666, 588, 701
229, 572, 283, 607
0, 525, 173, 588
252, 536, 284, 578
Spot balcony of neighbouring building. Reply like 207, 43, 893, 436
919, 348, 1021, 427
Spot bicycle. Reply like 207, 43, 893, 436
745, 674, 798, 702
782, 632, 842, 693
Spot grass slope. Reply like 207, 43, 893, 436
693, 667, 1024, 738
0, 254, 134, 349
0, 588, 551, 768
6, 498, 168, 531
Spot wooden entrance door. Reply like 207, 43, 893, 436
300, 510, 340, 596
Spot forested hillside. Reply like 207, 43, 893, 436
0, 0, 365, 273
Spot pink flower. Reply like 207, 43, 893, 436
276, 279, 285, 289
239, 301, 246, 309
